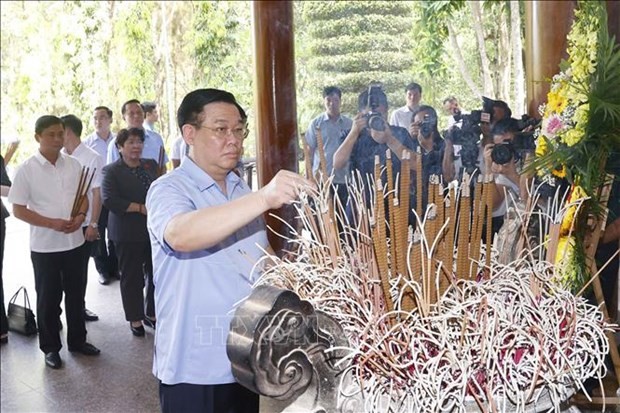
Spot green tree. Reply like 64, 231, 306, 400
300, 1, 415, 115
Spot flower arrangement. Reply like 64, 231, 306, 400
532, 0, 620, 292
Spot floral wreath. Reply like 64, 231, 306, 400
531, 0, 620, 291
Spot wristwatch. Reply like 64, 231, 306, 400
90, 222, 99, 229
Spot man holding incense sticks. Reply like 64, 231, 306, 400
146, 89, 314, 412
8, 115, 100, 369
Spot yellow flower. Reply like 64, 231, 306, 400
546, 90, 568, 114
553, 236, 576, 288
552, 164, 567, 178
561, 128, 584, 147
560, 185, 587, 235
535, 136, 549, 157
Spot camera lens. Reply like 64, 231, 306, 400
368, 114, 386, 131
491, 144, 513, 165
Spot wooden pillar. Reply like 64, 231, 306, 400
524, 1, 576, 117
252, 1, 298, 254
608, 0, 620, 46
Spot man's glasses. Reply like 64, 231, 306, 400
197, 125, 249, 140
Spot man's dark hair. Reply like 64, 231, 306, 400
357, 87, 388, 112
116, 127, 145, 148
35, 115, 64, 135
322, 86, 341, 98
121, 99, 142, 115
177, 88, 247, 132
60, 114, 83, 138
411, 105, 442, 144
94, 106, 113, 118
491, 117, 519, 137
406, 82, 423, 95
483, 98, 512, 120
141, 101, 157, 114
411, 105, 438, 125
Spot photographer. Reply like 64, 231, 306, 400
333, 85, 414, 205
408, 105, 445, 212
483, 118, 524, 235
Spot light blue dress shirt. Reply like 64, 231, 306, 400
107, 129, 169, 165
305, 112, 352, 184
84, 131, 115, 164
146, 157, 269, 385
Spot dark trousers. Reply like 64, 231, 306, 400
80, 227, 97, 310
159, 382, 259, 413
31, 245, 86, 353
0, 218, 7, 335
93, 207, 118, 277
114, 241, 154, 322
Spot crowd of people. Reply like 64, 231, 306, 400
0, 83, 617, 413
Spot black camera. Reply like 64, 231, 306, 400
515, 114, 541, 131
444, 125, 482, 174
491, 132, 537, 165
365, 84, 386, 131
418, 113, 437, 138
453, 110, 492, 128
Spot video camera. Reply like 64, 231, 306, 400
490, 115, 540, 165
365, 84, 387, 132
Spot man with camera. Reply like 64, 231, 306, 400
483, 118, 525, 235
408, 105, 445, 213
333, 84, 414, 206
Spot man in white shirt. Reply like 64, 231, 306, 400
61, 115, 104, 323
8, 115, 100, 369
170, 135, 187, 169
84, 106, 119, 285
142, 101, 159, 133
389, 82, 422, 128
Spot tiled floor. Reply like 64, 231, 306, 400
2, 215, 619, 412
1, 217, 160, 413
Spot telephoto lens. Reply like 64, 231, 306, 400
491, 143, 514, 165
367, 113, 386, 131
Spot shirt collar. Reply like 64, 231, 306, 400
319, 112, 344, 123
180, 157, 242, 193
95, 131, 114, 141
34, 150, 65, 166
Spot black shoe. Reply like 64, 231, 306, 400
0, 333, 7, 344
68, 342, 101, 356
143, 317, 156, 330
130, 323, 145, 337
98, 273, 111, 285
84, 308, 99, 321
45, 352, 62, 369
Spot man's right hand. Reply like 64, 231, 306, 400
351, 112, 367, 135
259, 170, 316, 210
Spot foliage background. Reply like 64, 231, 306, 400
1, 0, 527, 167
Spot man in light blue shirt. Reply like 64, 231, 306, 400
84, 105, 119, 285
107, 99, 168, 170
305, 86, 352, 207
146, 88, 313, 413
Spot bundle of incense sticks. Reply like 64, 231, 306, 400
303, 141, 313, 181
70, 166, 96, 218
315, 127, 329, 180
3, 141, 20, 164
157, 146, 165, 176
